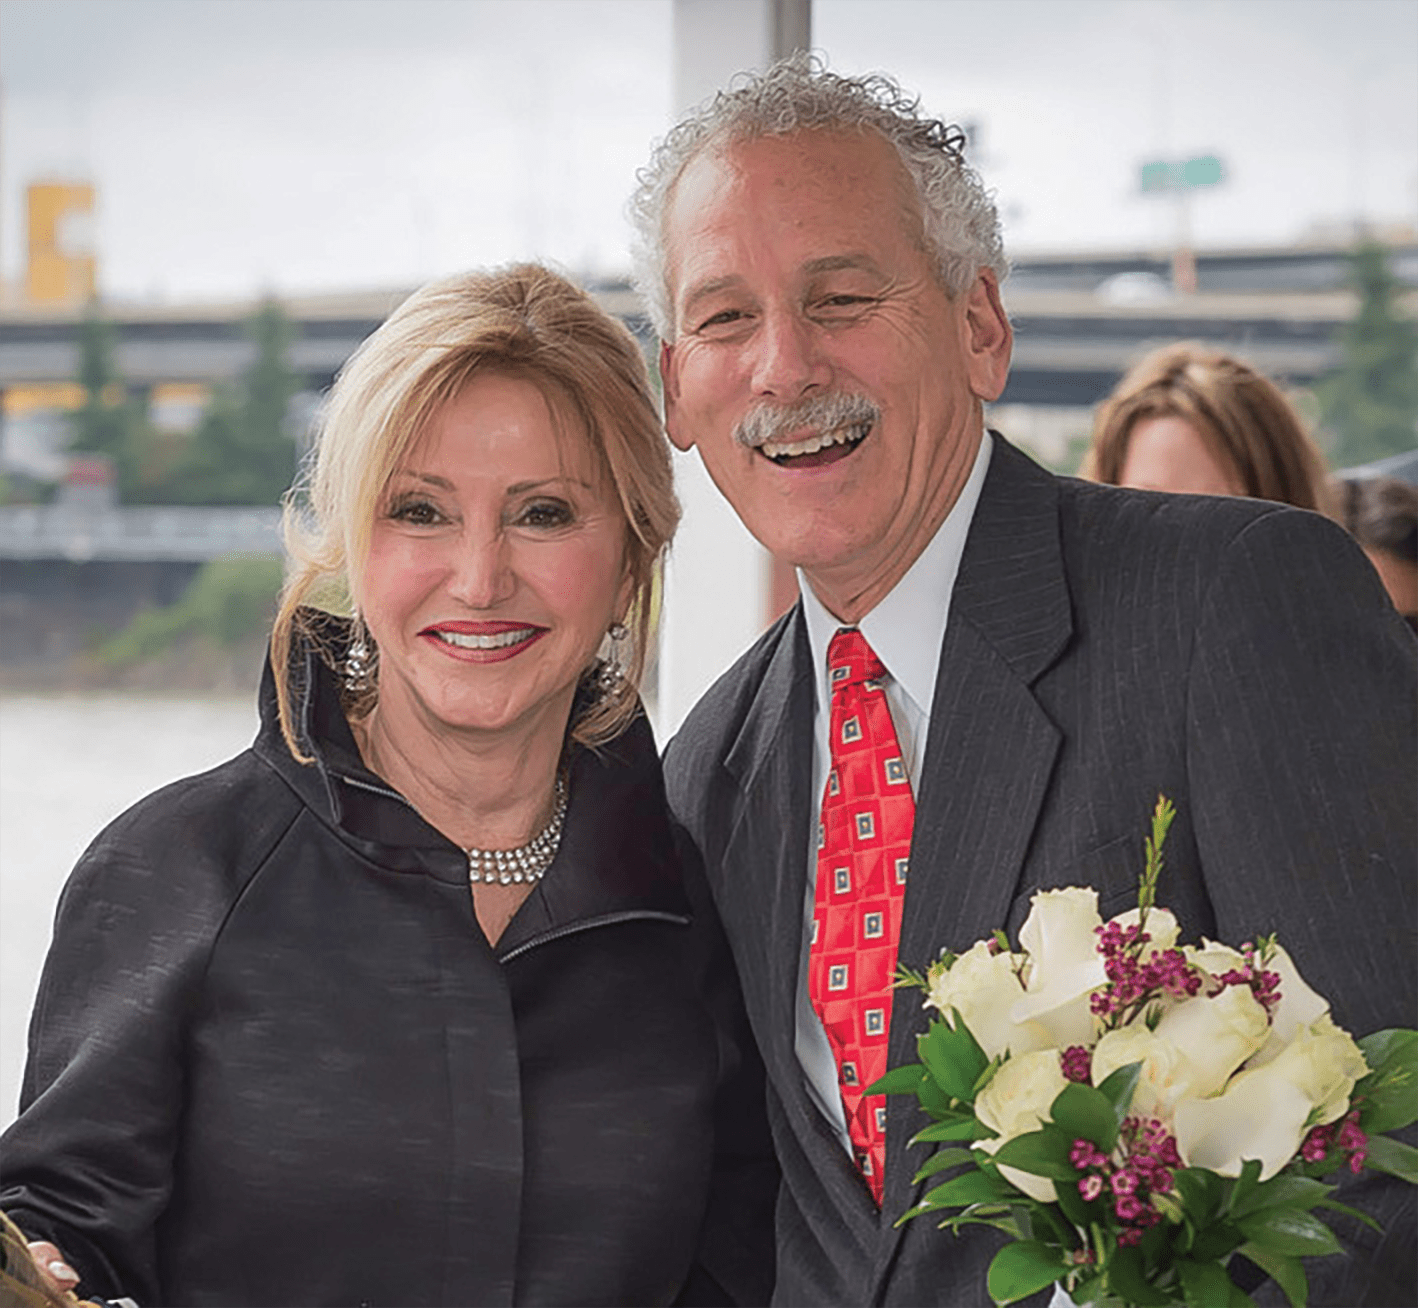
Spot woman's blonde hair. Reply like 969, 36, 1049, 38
1083, 342, 1335, 514
272, 264, 679, 760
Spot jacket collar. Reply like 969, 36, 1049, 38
252, 611, 689, 950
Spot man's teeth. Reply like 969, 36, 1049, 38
435, 628, 536, 650
761, 422, 869, 461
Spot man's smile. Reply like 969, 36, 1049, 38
760, 420, 873, 467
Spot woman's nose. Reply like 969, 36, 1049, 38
445, 531, 516, 609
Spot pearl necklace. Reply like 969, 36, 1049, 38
465, 777, 568, 886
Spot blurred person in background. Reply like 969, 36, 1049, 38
1082, 342, 1336, 514
1339, 475, 1418, 633
0, 265, 775, 1308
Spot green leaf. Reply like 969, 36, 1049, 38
1173, 1167, 1225, 1224
1106, 1244, 1174, 1306
1354, 1029, 1418, 1134
1178, 1258, 1235, 1308
1050, 1081, 1121, 1151
1312, 1196, 1383, 1233
985, 1240, 1066, 1306
865, 1062, 930, 1097
1096, 1060, 1142, 1123
1364, 1133, 1418, 1184
1189, 1219, 1245, 1264
1357, 1028, 1418, 1077
918, 1014, 989, 1102
1237, 1207, 1342, 1258
1230, 1175, 1331, 1220
917, 1072, 958, 1118
1226, 1158, 1264, 1216
920, 1168, 1014, 1210
937, 1209, 1030, 1239
910, 1114, 990, 1145
1236, 1243, 1308, 1308
992, 1128, 1080, 1181
912, 1147, 977, 1183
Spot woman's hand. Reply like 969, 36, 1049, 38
24, 1241, 80, 1298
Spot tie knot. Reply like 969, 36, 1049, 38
827, 628, 885, 691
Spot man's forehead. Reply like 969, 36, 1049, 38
663, 128, 918, 301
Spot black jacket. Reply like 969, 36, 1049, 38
1, 625, 777, 1306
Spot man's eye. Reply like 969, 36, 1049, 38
517, 500, 573, 529
695, 308, 748, 333
387, 496, 443, 526
817, 294, 875, 313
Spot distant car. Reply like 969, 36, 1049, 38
1095, 271, 1174, 304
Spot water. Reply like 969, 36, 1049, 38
0, 694, 258, 1128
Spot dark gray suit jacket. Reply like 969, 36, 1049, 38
664, 435, 1417, 1307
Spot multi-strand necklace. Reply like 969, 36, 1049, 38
465, 776, 568, 886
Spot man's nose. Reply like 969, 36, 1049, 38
750, 309, 830, 400
446, 531, 516, 609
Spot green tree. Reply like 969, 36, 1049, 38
68, 307, 146, 495
177, 300, 300, 505
66, 306, 192, 503
1316, 242, 1418, 468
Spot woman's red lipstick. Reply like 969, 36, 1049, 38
420, 620, 547, 662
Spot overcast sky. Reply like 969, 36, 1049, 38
1, 0, 1415, 303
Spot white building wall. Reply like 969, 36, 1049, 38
655, 0, 809, 743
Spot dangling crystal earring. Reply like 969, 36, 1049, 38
345, 615, 377, 695
598, 620, 629, 700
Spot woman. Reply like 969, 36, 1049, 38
0, 266, 774, 1307
1082, 342, 1336, 513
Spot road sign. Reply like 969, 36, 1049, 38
1139, 155, 1226, 193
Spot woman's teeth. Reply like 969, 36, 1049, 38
761, 421, 870, 461
434, 628, 536, 650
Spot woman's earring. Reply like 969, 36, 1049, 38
598, 621, 629, 699
345, 616, 377, 695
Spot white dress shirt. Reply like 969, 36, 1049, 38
795, 433, 993, 1154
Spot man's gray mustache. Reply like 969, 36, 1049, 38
734, 393, 880, 449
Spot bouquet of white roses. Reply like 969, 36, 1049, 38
871, 798, 1417, 1307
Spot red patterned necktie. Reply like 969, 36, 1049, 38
809, 627, 914, 1206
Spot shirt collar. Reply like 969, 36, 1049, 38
800, 432, 992, 720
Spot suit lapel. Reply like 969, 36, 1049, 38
721, 608, 818, 1093
873, 436, 1075, 1289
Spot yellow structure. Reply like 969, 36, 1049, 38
26, 182, 97, 305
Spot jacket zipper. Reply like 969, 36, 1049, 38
337, 773, 409, 805
498, 910, 691, 963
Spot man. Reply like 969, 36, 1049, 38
633, 58, 1416, 1306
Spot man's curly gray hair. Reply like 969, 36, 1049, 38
629, 53, 1008, 341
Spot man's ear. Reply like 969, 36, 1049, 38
963, 271, 1013, 403
659, 341, 694, 452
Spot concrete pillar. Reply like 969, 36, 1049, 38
656, 0, 810, 742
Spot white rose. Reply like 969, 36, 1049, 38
974, 1050, 1069, 1203
925, 941, 1051, 1060
1185, 938, 1246, 983
1011, 888, 1106, 1050
1019, 887, 1103, 977
1091, 986, 1269, 1121
1174, 1015, 1368, 1180
1108, 906, 1181, 957
1246, 945, 1332, 1070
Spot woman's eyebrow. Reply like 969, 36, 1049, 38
506, 476, 595, 495
389, 470, 455, 491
